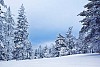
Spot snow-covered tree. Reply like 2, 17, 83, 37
14, 4, 33, 60
0, 40, 6, 61
3, 7, 15, 60
38, 45, 43, 58
65, 27, 76, 55
0, 4, 7, 61
78, 0, 100, 53
34, 45, 43, 59
55, 34, 66, 56
34, 49, 38, 59
42, 45, 50, 58
49, 44, 57, 57
0, 0, 7, 8
24, 40, 33, 59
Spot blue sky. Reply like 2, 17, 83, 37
4, 0, 88, 46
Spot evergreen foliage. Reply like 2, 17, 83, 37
14, 4, 33, 60
79, 0, 100, 53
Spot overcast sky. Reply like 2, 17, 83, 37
4, 0, 88, 46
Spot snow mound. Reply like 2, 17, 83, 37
0, 53, 100, 67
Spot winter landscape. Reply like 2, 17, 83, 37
0, 53, 100, 67
0, 0, 100, 67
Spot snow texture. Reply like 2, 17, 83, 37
0, 53, 100, 67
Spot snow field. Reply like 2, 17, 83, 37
0, 53, 100, 67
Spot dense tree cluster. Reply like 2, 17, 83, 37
0, 0, 33, 61
34, 27, 78, 59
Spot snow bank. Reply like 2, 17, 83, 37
0, 53, 100, 67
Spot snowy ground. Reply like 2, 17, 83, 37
0, 53, 100, 67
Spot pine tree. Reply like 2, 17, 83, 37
49, 44, 57, 57
42, 45, 50, 58
3, 7, 15, 60
37, 45, 43, 58
24, 40, 33, 59
65, 27, 76, 55
34, 49, 38, 59
14, 4, 33, 60
55, 34, 66, 56
0, 4, 7, 61
78, 0, 100, 53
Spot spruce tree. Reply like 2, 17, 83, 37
49, 44, 57, 57
37, 45, 43, 58
65, 27, 76, 55
0, 0, 7, 61
79, 0, 100, 53
4, 7, 15, 60
14, 4, 32, 60
43, 45, 50, 58
55, 34, 66, 57
34, 49, 38, 59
